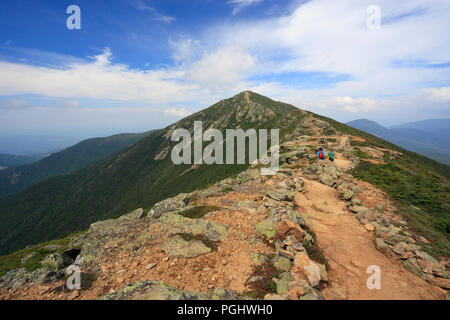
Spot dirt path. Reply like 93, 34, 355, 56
294, 179, 444, 300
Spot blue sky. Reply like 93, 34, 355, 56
0, 0, 449, 147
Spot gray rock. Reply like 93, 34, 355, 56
148, 194, 190, 219
375, 238, 388, 250
404, 258, 427, 279
30, 267, 60, 284
41, 253, 72, 271
318, 174, 334, 187
0, 268, 31, 290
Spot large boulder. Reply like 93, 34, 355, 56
162, 236, 211, 258
30, 267, 61, 284
41, 253, 72, 271
148, 194, 190, 219
73, 208, 149, 264
0, 268, 31, 290
291, 252, 321, 287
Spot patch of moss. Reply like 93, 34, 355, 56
302, 225, 330, 270
178, 206, 219, 219
221, 187, 233, 194
176, 233, 220, 251
353, 148, 372, 160
0, 231, 82, 277
245, 261, 284, 299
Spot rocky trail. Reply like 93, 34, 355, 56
295, 180, 443, 299
1, 127, 448, 300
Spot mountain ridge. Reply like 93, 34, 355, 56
0, 91, 448, 260
0, 132, 152, 197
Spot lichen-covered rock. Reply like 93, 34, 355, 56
265, 190, 295, 202
148, 194, 190, 219
30, 267, 61, 284
323, 166, 339, 179
250, 253, 269, 265
210, 287, 240, 300
255, 219, 277, 239
276, 272, 293, 295
341, 189, 354, 201
285, 207, 306, 228
375, 238, 388, 251
272, 256, 292, 272
100, 281, 210, 300
404, 258, 426, 279
319, 174, 334, 187
156, 213, 228, 241
41, 253, 72, 271
349, 205, 368, 215
100, 281, 239, 300
299, 288, 324, 300
162, 235, 211, 258
73, 208, 149, 264
0, 268, 31, 290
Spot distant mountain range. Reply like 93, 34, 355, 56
0, 132, 152, 197
347, 119, 450, 165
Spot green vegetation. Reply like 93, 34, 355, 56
302, 225, 329, 270
0, 153, 41, 168
0, 132, 152, 197
354, 159, 450, 257
0, 232, 78, 277
353, 148, 372, 159
244, 261, 284, 299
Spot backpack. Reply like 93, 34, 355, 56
328, 152, 334, 160
319, 150, 324, 159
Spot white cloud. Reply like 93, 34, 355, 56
0, 48, 200, 104
0, 0, 449, 131
185, 46, 256, 90
423, 87, 450, 103
228, 0, 264, 15
133, 0, 175, 22
164, 107, 192, 117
